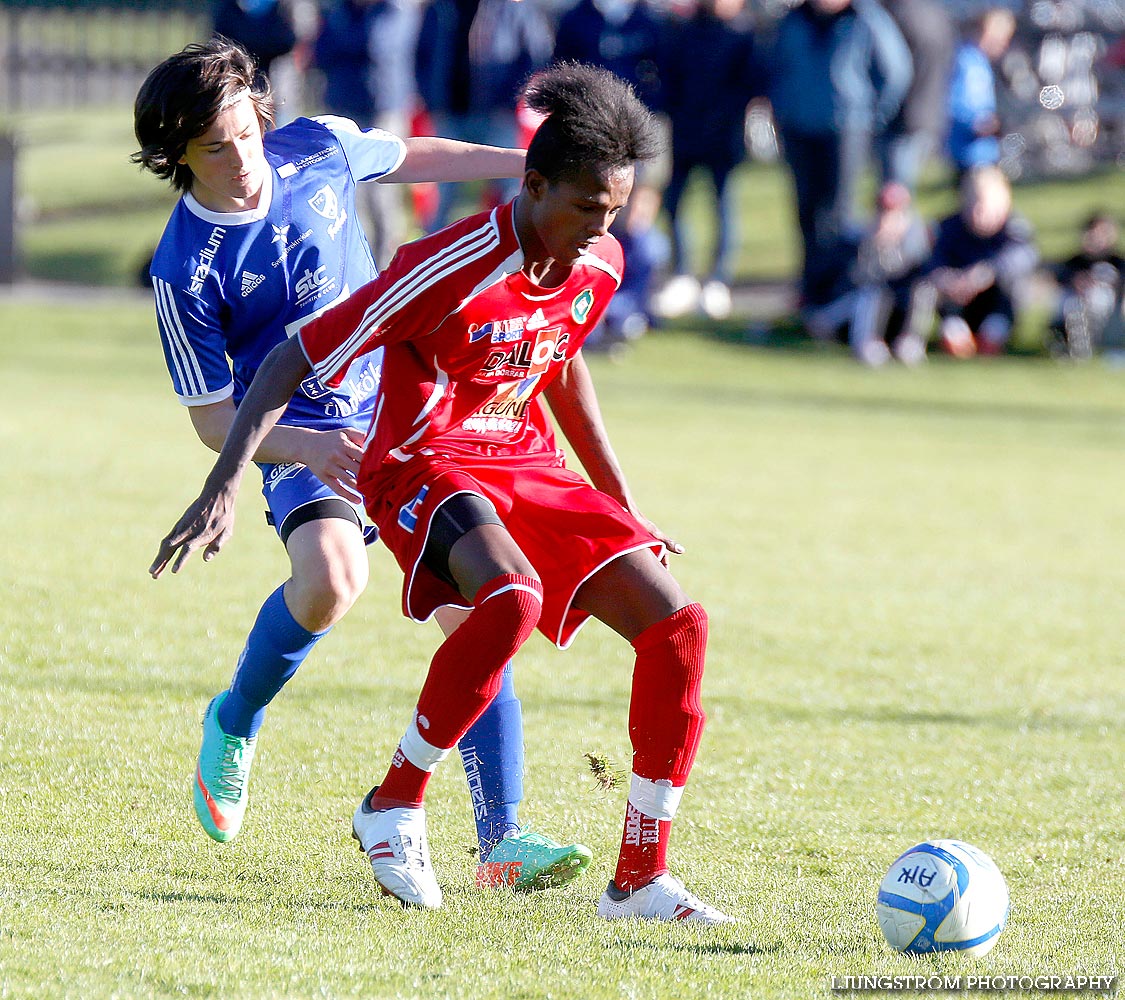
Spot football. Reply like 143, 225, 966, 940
876, 839, 1010, 957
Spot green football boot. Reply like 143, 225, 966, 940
475, 830, 593, 891
193, 692, 257, 842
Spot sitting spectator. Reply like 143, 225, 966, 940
1048, 212, 1125, 360
927, 165, 1038, 358
848, 181, 935, 367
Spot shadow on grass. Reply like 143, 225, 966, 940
730, 698, 1110, 734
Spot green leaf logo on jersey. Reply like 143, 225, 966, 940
572, 289, 595, 324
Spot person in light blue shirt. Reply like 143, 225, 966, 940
946, 6, 1016, 180
135, 37, 591, 891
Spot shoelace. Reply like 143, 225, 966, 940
211, 734, 251, 799
502, 826, 555, 848
397, 833, 428, 871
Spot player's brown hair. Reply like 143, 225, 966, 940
132, 37, 275, 193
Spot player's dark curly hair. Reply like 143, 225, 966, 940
131, 37, 275, 192
522, 62, 662, 183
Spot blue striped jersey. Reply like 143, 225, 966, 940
149, 115, 405, 431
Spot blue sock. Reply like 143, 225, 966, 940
217, 585, 328, 738
459, 663, 524, 857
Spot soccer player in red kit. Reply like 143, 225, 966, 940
152, 62, 732, 924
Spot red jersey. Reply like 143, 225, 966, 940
298, 201, 623, 508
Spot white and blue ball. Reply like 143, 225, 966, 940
876, 839, 1009, 958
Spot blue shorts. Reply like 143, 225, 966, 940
258, 461, 378, 546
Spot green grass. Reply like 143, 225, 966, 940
1, 298, 1122, 998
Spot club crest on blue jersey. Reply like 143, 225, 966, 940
398, 485, 429, 533
307, 185, 347, 240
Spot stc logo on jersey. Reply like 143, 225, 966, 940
480, 326, 570, 381
294, 264, 338, 310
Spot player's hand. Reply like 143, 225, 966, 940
633, 511, 685, 567
301, 428, 365, 503
150, 488, 238, 579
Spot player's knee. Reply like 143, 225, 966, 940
291, 555, 368, 628
476, 573, 544, 647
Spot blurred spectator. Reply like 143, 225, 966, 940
767, 0, 912, 318
551, 0, 665, 111
847, 181, 935, 366
1047, 212, 1125, 359
927, 165, 1038, 358
877, 0, 955, 192
314, 0, 420, 267
415, 0, 553, 230
653, 0, 762, 321
946, 6, 1016, 181
587, 184, 671, 353
212, 0, 297, 76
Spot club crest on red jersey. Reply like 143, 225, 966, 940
571, 289, 595, 324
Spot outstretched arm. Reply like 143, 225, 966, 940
149, 337, 312, 578
188, 399, 364, 502
381, 136, 526, 184
543, 351, 683, 557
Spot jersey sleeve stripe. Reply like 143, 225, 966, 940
311, 220, 501, 382
578, 250, 623, 286
154, 277, 211, 398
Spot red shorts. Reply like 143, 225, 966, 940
369, 457, 663, 649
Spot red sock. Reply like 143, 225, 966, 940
372, 574, 542, 809
628, 602, 707, 783
614, 603, 708, 890
614, 801, 672, 892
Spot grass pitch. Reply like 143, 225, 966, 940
0, 297, 1122, 999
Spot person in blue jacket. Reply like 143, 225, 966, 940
767, 0, 912, 318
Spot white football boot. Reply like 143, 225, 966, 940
351, 791, 442, 909
596, 873, 734, 925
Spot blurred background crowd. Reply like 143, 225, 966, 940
2, 0, 1125, 364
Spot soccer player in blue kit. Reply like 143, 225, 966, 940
136, 37, 590, 891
